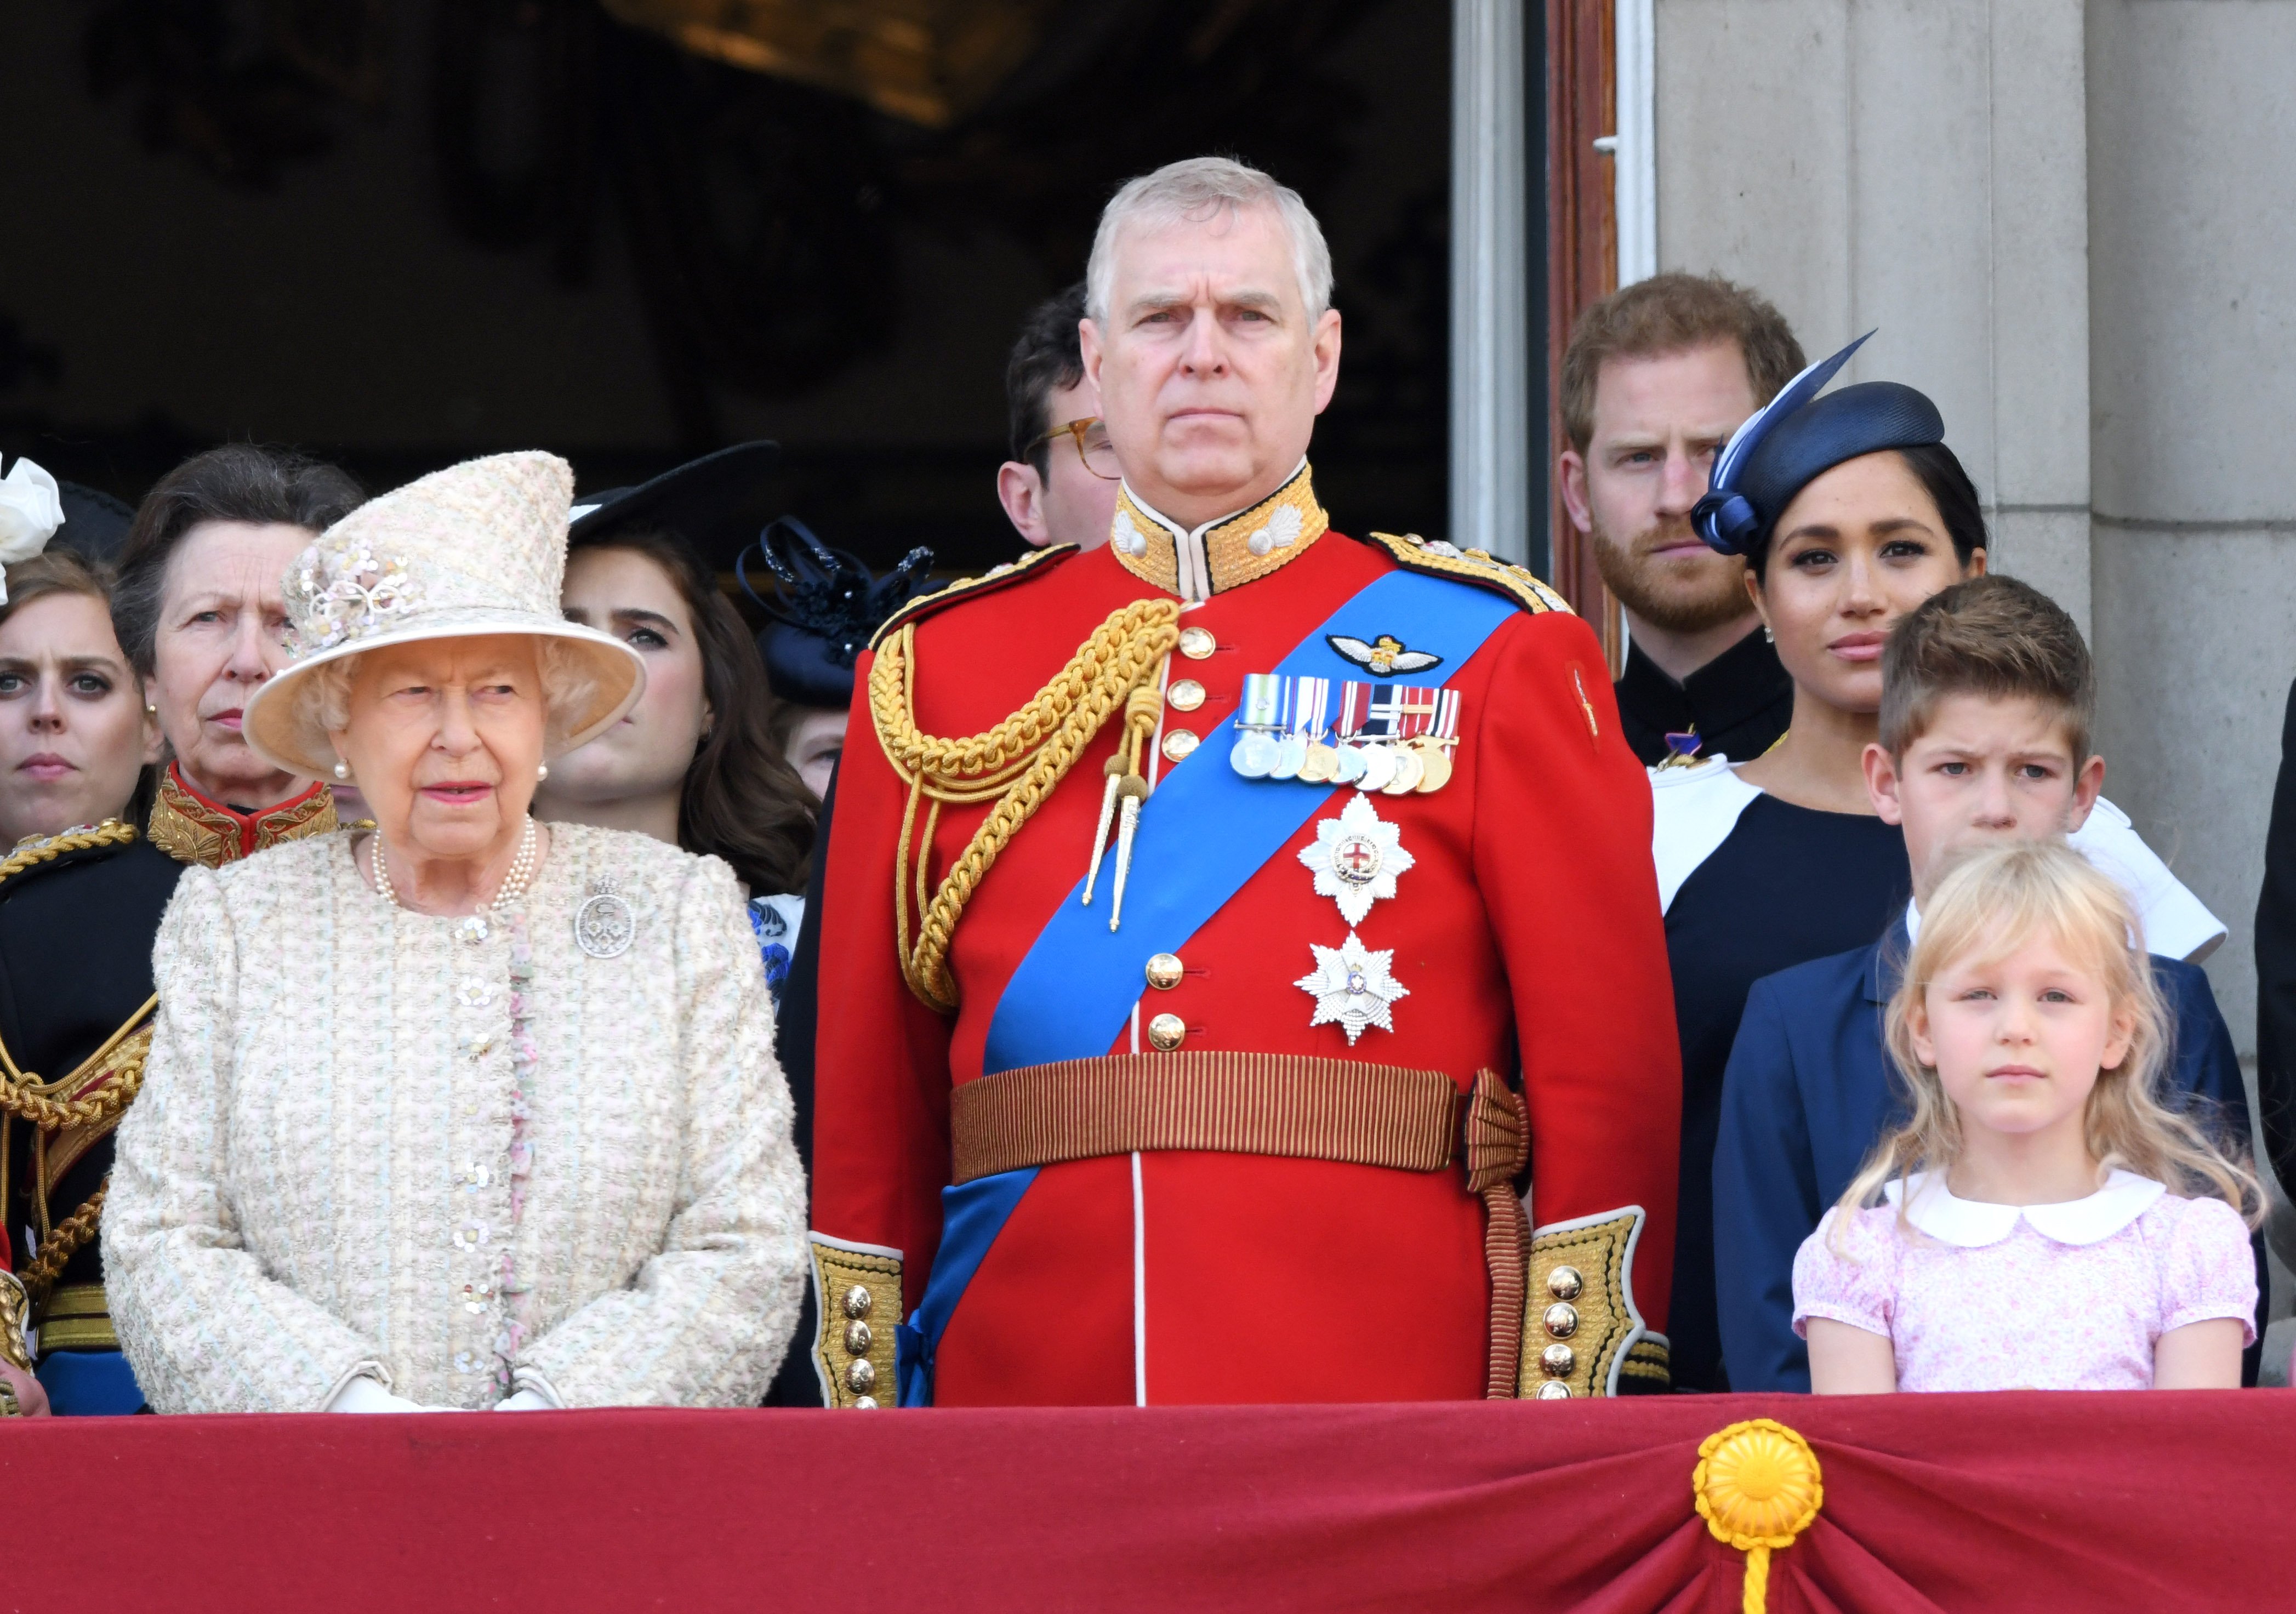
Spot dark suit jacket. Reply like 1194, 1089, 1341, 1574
2258, 678, 2296, 1196
1713, 921, 2257, 1393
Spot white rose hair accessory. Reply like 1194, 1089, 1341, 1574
0, 455, 66, 606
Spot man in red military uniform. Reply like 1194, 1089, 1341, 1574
807, 157, 1680, 1407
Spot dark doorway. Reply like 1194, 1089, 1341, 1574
2, 1, 1475, 577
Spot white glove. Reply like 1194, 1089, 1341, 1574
328, 1375, 462, 1413
493, 1389, 556, 1412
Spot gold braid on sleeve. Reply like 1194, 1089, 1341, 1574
869, 599, 1181, 1011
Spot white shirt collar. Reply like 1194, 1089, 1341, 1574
1884, 1168, 2166, 1247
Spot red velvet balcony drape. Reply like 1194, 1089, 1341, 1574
5, 1392, 2280, 1611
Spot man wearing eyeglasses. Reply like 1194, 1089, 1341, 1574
808, 157, 1680, 1410
995, 283, 1125, 551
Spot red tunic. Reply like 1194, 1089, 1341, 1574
812, 481, 1680, 1405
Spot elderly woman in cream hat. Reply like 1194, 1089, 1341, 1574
103, 452, 805, 1412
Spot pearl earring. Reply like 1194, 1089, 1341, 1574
536, 763, 549, 782
1762, 625, 1775, 643
333, 760, 351, 782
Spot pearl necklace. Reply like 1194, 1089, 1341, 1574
372, 815, 539, 915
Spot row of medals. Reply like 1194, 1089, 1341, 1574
1230, 728, 1455, 794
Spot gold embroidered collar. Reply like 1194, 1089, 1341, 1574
1106, 461, 1330, 602
147, 762, 339, 869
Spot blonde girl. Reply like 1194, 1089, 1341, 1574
1794, 840, 2259, 1392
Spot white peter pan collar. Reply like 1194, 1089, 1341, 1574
1884, 1169, 2166, 1247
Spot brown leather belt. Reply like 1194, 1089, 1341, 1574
949, 1052, 1531, 1397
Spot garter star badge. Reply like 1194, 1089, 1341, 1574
1298, 792, 1415, 925
1296, 930, 1409, 1045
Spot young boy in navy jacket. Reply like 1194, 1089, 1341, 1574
1712, 575, 2257, 1391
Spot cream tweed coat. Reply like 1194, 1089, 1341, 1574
105, 822, 805, 1412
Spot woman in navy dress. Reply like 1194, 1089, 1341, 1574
1654, 343, 2221, 1389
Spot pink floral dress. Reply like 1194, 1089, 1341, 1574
1792, 1171, 2256, 1390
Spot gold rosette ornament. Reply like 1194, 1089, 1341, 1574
1693, 1418, 1824, 1613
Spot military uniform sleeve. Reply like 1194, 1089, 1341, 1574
1470, 610, 1681, 1384
105, 868, 390, 1413
807, 649, 959, 1405
517, 856, 806, 1407
1712, 975, 1824, 1393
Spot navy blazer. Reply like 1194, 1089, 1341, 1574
1713, 921, 2254, 1393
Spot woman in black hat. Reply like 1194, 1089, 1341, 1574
534, 447, 816, 1004
746, 516, 934, 804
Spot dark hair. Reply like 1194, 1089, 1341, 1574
1006, 282, 1090, 478
0, 549, 161, 826
1560, 271, 1805, 454
568, 526, 815, 896
111, 444, 364, 677
1880, 574, 2095, 764
1751, 441, 1990, 579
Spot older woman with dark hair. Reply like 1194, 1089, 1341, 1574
112, 442, 365, 854
104, 451, 804, 1412
0, 444, 359, 1417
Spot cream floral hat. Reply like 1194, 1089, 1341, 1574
243, 450, 645, 778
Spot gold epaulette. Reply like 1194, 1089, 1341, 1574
1364, 532, 1574, 617
868, 544, 1080, 652
0, 820, 136, 893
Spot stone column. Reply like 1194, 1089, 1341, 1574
1450, 0, 1532, 564
2088, 0, 2296, 1075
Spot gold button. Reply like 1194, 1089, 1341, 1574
1540, 1343, 1576, 1378
1535, 1381, 1572, 1400
1547, 1265, 1583, 1302
853, 1395, 880, 1410
845, 1320, 873, 1354
1167, 678, 1206, 712
1144, 952, 1185, 990
843, 1285, 873, 1319
1178, 626, 1216, 659
1543, 1303, 1579, 1339
1147, 1012, 1186, 1052
1161, 728, 1199, 762
845, 1358, 877, 1394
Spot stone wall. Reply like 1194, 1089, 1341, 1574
1653, 0, 2296, 1081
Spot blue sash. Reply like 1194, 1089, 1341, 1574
898, 566, 1517, 1405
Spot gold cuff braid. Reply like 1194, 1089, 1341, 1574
1520, 1206, 1657, 1398
869, 599, 1181, 1011
809, 1236, 902, 1408
0, 1273, 32, 1374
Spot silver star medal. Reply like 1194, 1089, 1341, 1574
1297, 792, 1414, 925
1296, 931, 1409, 1045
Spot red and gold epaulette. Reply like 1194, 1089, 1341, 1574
867, 544, 1081, 651
1361, 531, 1574, 617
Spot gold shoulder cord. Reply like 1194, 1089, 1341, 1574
869, 600, 1182, 1011
0, 822, 156, 1338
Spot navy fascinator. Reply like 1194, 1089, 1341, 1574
738, 517, 935, 709
1691, 333, 1946, 558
